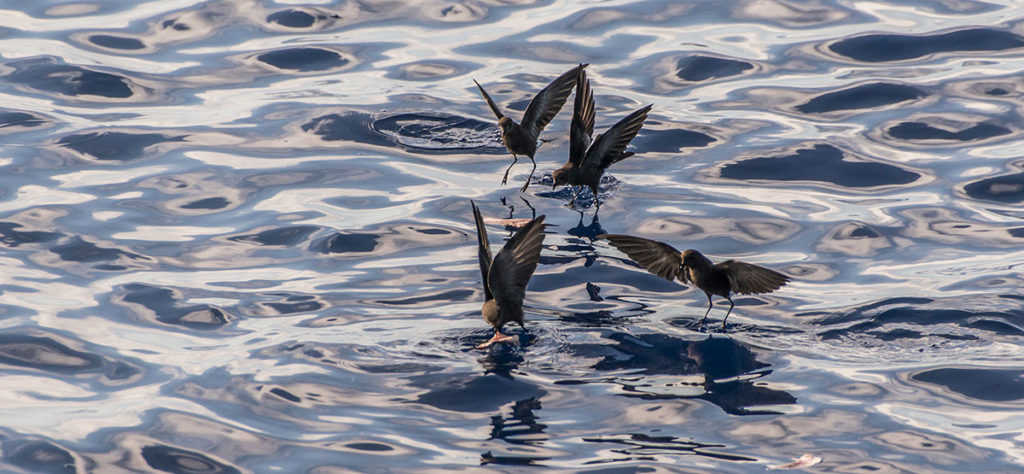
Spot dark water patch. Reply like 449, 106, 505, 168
0, 332, 144, 386
312, 232, 379, 253
720, 144, 920, 188
0, 222, 60, 248
58, 131, 182, 161
375, 289, 475, 306
582, 433, 757, 462
414, 374, 545, 413
675, 55, 753, 82
373, 113, 503, 153
312, 223, 466, 257
269, 386, 302, 403
887, 121, 1010, 142
346, 442, 394, 452
302, 112, 391, 147
796, 83, 926, 114
830, 28, 1024, 62
0, 334, 102, 372
5, 440, 77, 474
180, 197, 230, 210
161, 17, 191, 31
141, 445, 241, 474
387, 60, 477, 81
229, 226, 319, 246
89, 34, 145, 50
963, 171, 1024, 204
5, 58, 137, 99
50, 236, 149, 266
243, 293, 325, 317
0, 111, 47, 129
267, 9, 318, 28
120, 284, 231, 329
633, 126, 715, 152
480, 450, 549, 466
258, 48, 349, 72
573, 333, 795, 415
912, 368, 1024, 402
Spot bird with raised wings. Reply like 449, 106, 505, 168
474, 64, 587, 192
552, 68, 651, 208
471, 201, 546, 348
598, 234, 790, 329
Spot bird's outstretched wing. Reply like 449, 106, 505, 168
488, 215, 547, 318
719, 260, 790, 295
599, 233, 684, 282
473, 79, 504, 121
471, 201, 494, 301
582, 104, 651, 170
568, 66, 595, 166
521, 64, 587, 139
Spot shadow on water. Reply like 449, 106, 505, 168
562, 332, 796, 415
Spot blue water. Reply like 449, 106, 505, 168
1, 0, 1023, 472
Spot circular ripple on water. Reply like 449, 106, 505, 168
386, 60, 479, 81
372, 113, 504, 153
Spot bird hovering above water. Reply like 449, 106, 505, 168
474, 63, 587, 192
471, 201, 546, 349
552, 68, 651, 208
598, 234, 790, 329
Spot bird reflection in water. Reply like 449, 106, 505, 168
581, 433, 757, 463
570, 332, 796, 415
489, 397, 548, 446
481, 397, 551, 466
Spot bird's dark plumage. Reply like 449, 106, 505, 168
599, 234, 789, 328
553, 68, 651, 207
472, 201, 546, 348
474, 64, 587, 192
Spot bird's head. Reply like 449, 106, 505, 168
682, 249, 711, 270
497, 116, 513, 131
551, 168, 568, 189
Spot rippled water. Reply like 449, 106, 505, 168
1, 0, 1023, 472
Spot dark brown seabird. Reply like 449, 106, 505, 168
552, 68, 651, 208
598, 234, 790, 329
472, 201, 546, 348
474, 64, 587, 192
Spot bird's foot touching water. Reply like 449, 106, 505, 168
476, 331, 519, 349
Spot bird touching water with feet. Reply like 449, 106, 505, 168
471, 201, 547, 349
598, 234, 790, 329
474, 64, 587, 192
552, 68, 651, 208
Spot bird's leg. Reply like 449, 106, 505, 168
476, 329, 518, 349
501, 155, 518, 186
519, 156, 537, 192
699, 293, 714, 327
568, 186, 581, 207
722, 297, 735, 330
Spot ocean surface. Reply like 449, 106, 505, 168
1, 0, 1023, 472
